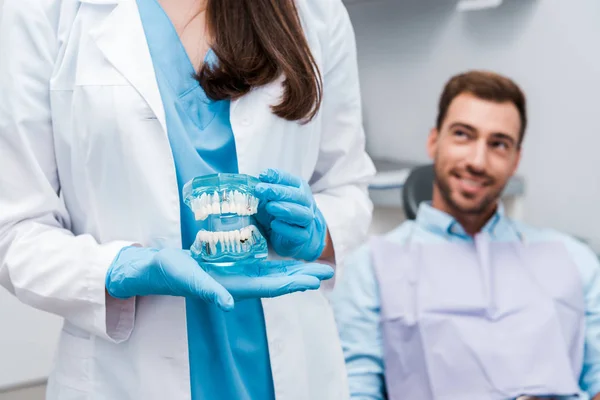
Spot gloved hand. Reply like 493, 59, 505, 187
254, 168, 328, 262
105, 246, 333, 311
202, 261, 333, 301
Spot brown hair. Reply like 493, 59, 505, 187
436, 70, 527, 145
197, 0, 322, 123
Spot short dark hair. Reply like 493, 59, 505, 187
436, 70, 527, 146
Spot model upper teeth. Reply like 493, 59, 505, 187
190, 191, 259, 220
197, 226, 260, 255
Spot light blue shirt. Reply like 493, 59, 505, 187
137, 1, 275, 399
330, 202, 600, 400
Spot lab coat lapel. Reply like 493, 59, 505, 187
230, 74, 286, 175
87, 0, 167, 132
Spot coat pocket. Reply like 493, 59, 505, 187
49, 322, 93, 395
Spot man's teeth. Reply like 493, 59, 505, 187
461, 178, 484, 187
191, 191, 259, 221
197, 226, 260, 255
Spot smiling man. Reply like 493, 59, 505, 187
331, 71, 600, 400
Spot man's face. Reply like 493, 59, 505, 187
427, 93, 522, 216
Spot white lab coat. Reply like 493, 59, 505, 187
0, 0, 375, 399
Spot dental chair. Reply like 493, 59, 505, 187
402, 164, 435, 220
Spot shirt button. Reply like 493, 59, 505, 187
271, 341, 283, 352
240, 116, 252, 126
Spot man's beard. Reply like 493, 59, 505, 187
433, 164, 502, 216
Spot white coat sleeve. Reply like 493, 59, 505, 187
0, 0, 136, 343
310, 0, 376, 267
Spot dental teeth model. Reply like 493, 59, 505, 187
189, 190, 259, 221
196, 226, 261, 257
183, 173, 268, 267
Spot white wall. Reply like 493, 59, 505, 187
0, 291, 62, 390
347, 0, 600, 251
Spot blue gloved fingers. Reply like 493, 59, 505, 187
187, 267, 235, 312
284, 262, 335, 280
206, 266, 321, 298
253, 260, 333, 280
265, 201, 313, 227
203, 260, 329, 300
270, 219, 311, 243
252, 275, 322, 298
254, 183, 310, 207
254, 201, 273, 238
259, 168, 303, 188
154, 249, 234, 311
254, 259, 304, 275
106, 247, 236, 311
206, 259, 302, 279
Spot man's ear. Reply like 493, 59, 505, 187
427, 127, 439, 160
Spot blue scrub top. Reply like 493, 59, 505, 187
136, 1, 275, 399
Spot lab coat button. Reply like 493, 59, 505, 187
240, 116, 252, 126
271, 340, 283, 352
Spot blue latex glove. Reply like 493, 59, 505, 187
105, 246, 333, 311
254, 168, 328, 262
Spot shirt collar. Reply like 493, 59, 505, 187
415, 201, 506, 239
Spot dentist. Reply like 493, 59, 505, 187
0, 0, 375, 399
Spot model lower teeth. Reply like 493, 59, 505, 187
197, 226, 261, 256
183, 173, 268, 267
